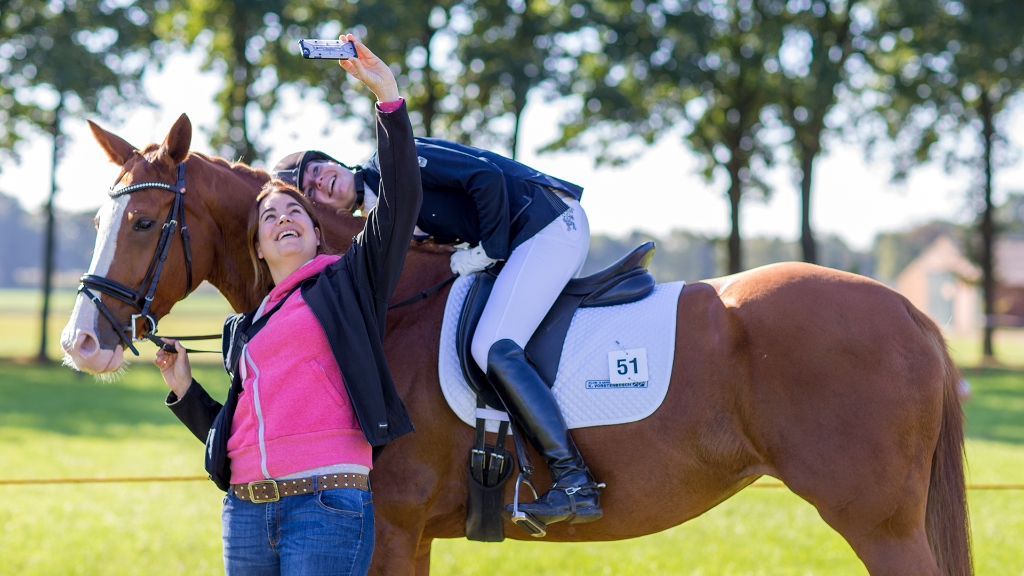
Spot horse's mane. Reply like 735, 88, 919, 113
136, 143, 270, 185
188, 151, 271, 183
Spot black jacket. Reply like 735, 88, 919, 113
361, 138, 583, 261
166, 103, 422, 490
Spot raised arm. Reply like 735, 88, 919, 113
341, 35, 422, 303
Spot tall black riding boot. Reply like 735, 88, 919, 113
487, 339, 603, 525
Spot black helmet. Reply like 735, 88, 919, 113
272, 150, 365, 209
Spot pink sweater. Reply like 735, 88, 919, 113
227, 255, 371, 483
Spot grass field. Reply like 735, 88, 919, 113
1, 288, 1024, 573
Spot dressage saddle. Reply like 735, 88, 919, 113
456, 241, 657, 409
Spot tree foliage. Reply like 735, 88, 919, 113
438, 0, 583, 157
870, 0, 1024, 357
773, 0, 860, 264
148, 0, 482, 163
0, 0, 154, 159
0, 0, 158, 361
544, 0, 784, 273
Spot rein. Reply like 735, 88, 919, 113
78, 161, 218, 355
388, 274, 457, 310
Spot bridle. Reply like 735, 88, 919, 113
78, 161, 201, 356
76, 157, 457, 356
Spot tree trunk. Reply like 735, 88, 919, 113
421, 30, 437, 138
799, 144, 818, 264
37, 98, 63, 363
510, 84, 529, 160
230, 4, 256, 164
727, 161, 743, 274
510, 108, 522, 161
980, 96, 996, 359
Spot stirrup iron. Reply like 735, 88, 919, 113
509, 471, 546, 537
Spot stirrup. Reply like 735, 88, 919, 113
509, 471, 546, 537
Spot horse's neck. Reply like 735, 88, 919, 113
192, 158, 269, 312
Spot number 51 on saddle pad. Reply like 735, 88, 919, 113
607, 347, 649, 387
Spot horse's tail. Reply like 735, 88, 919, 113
910, 305, 972, 575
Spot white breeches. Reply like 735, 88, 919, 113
471, 198, 591, 372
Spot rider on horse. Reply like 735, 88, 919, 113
272, 140, 603, 526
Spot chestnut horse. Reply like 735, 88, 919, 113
61, 114, 971, 575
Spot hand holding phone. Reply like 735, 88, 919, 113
336, 34, 400, 103
298, 39, 357, 60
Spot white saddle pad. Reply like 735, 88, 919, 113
438, 274, 685, 432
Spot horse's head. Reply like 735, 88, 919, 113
62, 113, 217, 374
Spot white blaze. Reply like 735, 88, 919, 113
61, 196, 129, 352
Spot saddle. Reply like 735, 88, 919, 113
456, 241, 657, 410
457, 242, 656, 541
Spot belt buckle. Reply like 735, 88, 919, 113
247, 480, 280, 503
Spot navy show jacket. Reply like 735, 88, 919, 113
361, 138, 584, 261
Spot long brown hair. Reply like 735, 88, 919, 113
247, 179, 333, 294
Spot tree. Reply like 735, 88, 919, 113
440, 0, 581, 157
0, 0, 154, 361
872, 0, 1024, 358
150, 0, 340, 163
344, 0, 465, 138
774, 0, 859, 264
545, 0, 783, 273
151, 0, 477, 161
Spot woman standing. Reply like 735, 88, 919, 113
153, 35, 421, 575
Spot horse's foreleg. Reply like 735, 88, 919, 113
414, 539, 433, 576
369, 515, 422, 576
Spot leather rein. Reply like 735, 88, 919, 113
78, 161, 219, 356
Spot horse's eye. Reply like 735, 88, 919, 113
133, 219, 155, 232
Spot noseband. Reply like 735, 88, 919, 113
78, 162, 194, 356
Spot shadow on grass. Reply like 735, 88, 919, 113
0, 360, 228, 437
962, 367, 1024, 445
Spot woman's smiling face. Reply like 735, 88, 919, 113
303, 160, 357, 211
255, 191, 321, 267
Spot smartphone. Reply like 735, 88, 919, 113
298, 39, 357, 60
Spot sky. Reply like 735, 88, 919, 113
1, 50, 1022, 251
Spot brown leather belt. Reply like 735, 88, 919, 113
230, 473, 370, 503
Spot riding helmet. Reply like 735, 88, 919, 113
272, 150, 366, 210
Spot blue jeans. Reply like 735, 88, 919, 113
222, 488, 374, 576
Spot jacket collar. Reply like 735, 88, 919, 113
254, 254, 340, 319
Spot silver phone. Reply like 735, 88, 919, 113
298, 39, 357, 60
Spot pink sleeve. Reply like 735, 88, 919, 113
376, 98, 404, 113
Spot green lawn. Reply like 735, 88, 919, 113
0, 361, 1022, 574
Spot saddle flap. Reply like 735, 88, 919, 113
456, 268, 506, 410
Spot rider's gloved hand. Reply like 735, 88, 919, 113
450, 244, 497, 277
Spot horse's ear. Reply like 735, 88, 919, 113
88, 120, 136, 166
156, 113, 192, 168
